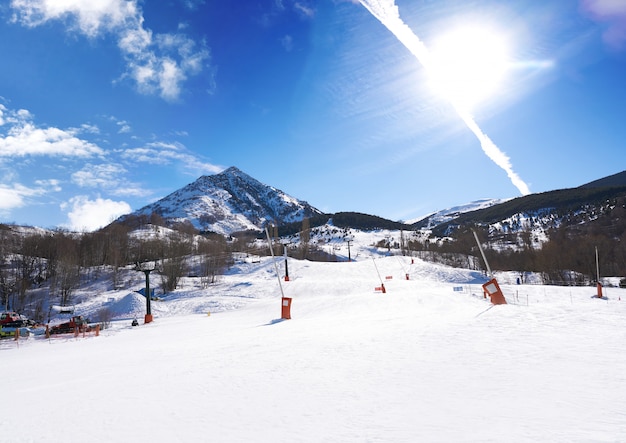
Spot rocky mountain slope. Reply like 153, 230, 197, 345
120, 167, 322, 234
426, 182, 626, 239
409, 198, 509, 230
113, 167, 626, 248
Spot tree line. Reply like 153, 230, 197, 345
0, 221, 234, 321
3, 201, 625, 322
407, 220, 626, 285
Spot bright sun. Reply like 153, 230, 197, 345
426, 25, 510, 111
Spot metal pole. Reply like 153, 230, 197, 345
472, 229, 493, 278
372, 258, 383, 285
143, 269, 154, 323
284, 244, 289, 280
595, 246, 600, 283
144, 270, 151, 317
135, 262, 154, 324
265, 227, 285, 298
371, 258, 386, 293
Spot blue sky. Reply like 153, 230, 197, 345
1, 0, 625, 231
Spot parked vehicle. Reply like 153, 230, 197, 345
0, 313, 35, 338
0, 320, 31, 338
48, 316, 91, 335
0, 324, 12, 338
0, 312, 22, 325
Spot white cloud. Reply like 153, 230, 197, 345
281, 35, 294, 52
180, 0, 205, 11
121, 142, 222, 175
121, 147, 172, 165
0, 104, 6, 126
71, 163, 151, 197
294, 2, 315, 19
0, 182, 47, 212
62, 195, 131, 231
11, 0, 211, 101
34, 178, 62, 192
72, 163, 126, 188
10, 0, 139, 37
0, 185, 28, 210
110, 186, 151, 198
119, 32, 209, 101
77, 123, 100, 134
117, 122, 131, 133
117, 25, 152, 56
104, 115, 132, 133
0, 107, 104, 158
158, 58, 185, 101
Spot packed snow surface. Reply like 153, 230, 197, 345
3, 256, 626, 442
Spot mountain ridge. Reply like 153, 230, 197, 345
579, 170, 626, 189
118, 166, 322, 234
426, 182, 626, 237
110, 167, 626, 243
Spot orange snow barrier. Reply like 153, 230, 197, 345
281, 297, 292, 320
482, 278, 507, 305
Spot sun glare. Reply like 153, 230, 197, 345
426, 25, 511, 111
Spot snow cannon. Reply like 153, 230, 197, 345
281, 297, 292, 320
482, 278, 507, 305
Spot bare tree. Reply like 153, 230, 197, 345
103, 223, 131, 288
159, 232, 193, 293
197, 236, 229, 288
297, 217, 310, 259
49, 231, 81, 307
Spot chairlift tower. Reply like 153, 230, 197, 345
135, 261, 156, 323
283, 243, 289, 281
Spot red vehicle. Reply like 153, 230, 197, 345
48, 316, 90, 335
0, 312, 21, 325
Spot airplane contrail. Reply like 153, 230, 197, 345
359, 0, 531, 196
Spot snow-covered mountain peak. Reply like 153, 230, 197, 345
125, 167, 322, 234
409, 198, 509, 228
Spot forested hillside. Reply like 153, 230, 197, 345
0, 223, 233, 321
411, 186, 626, 283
